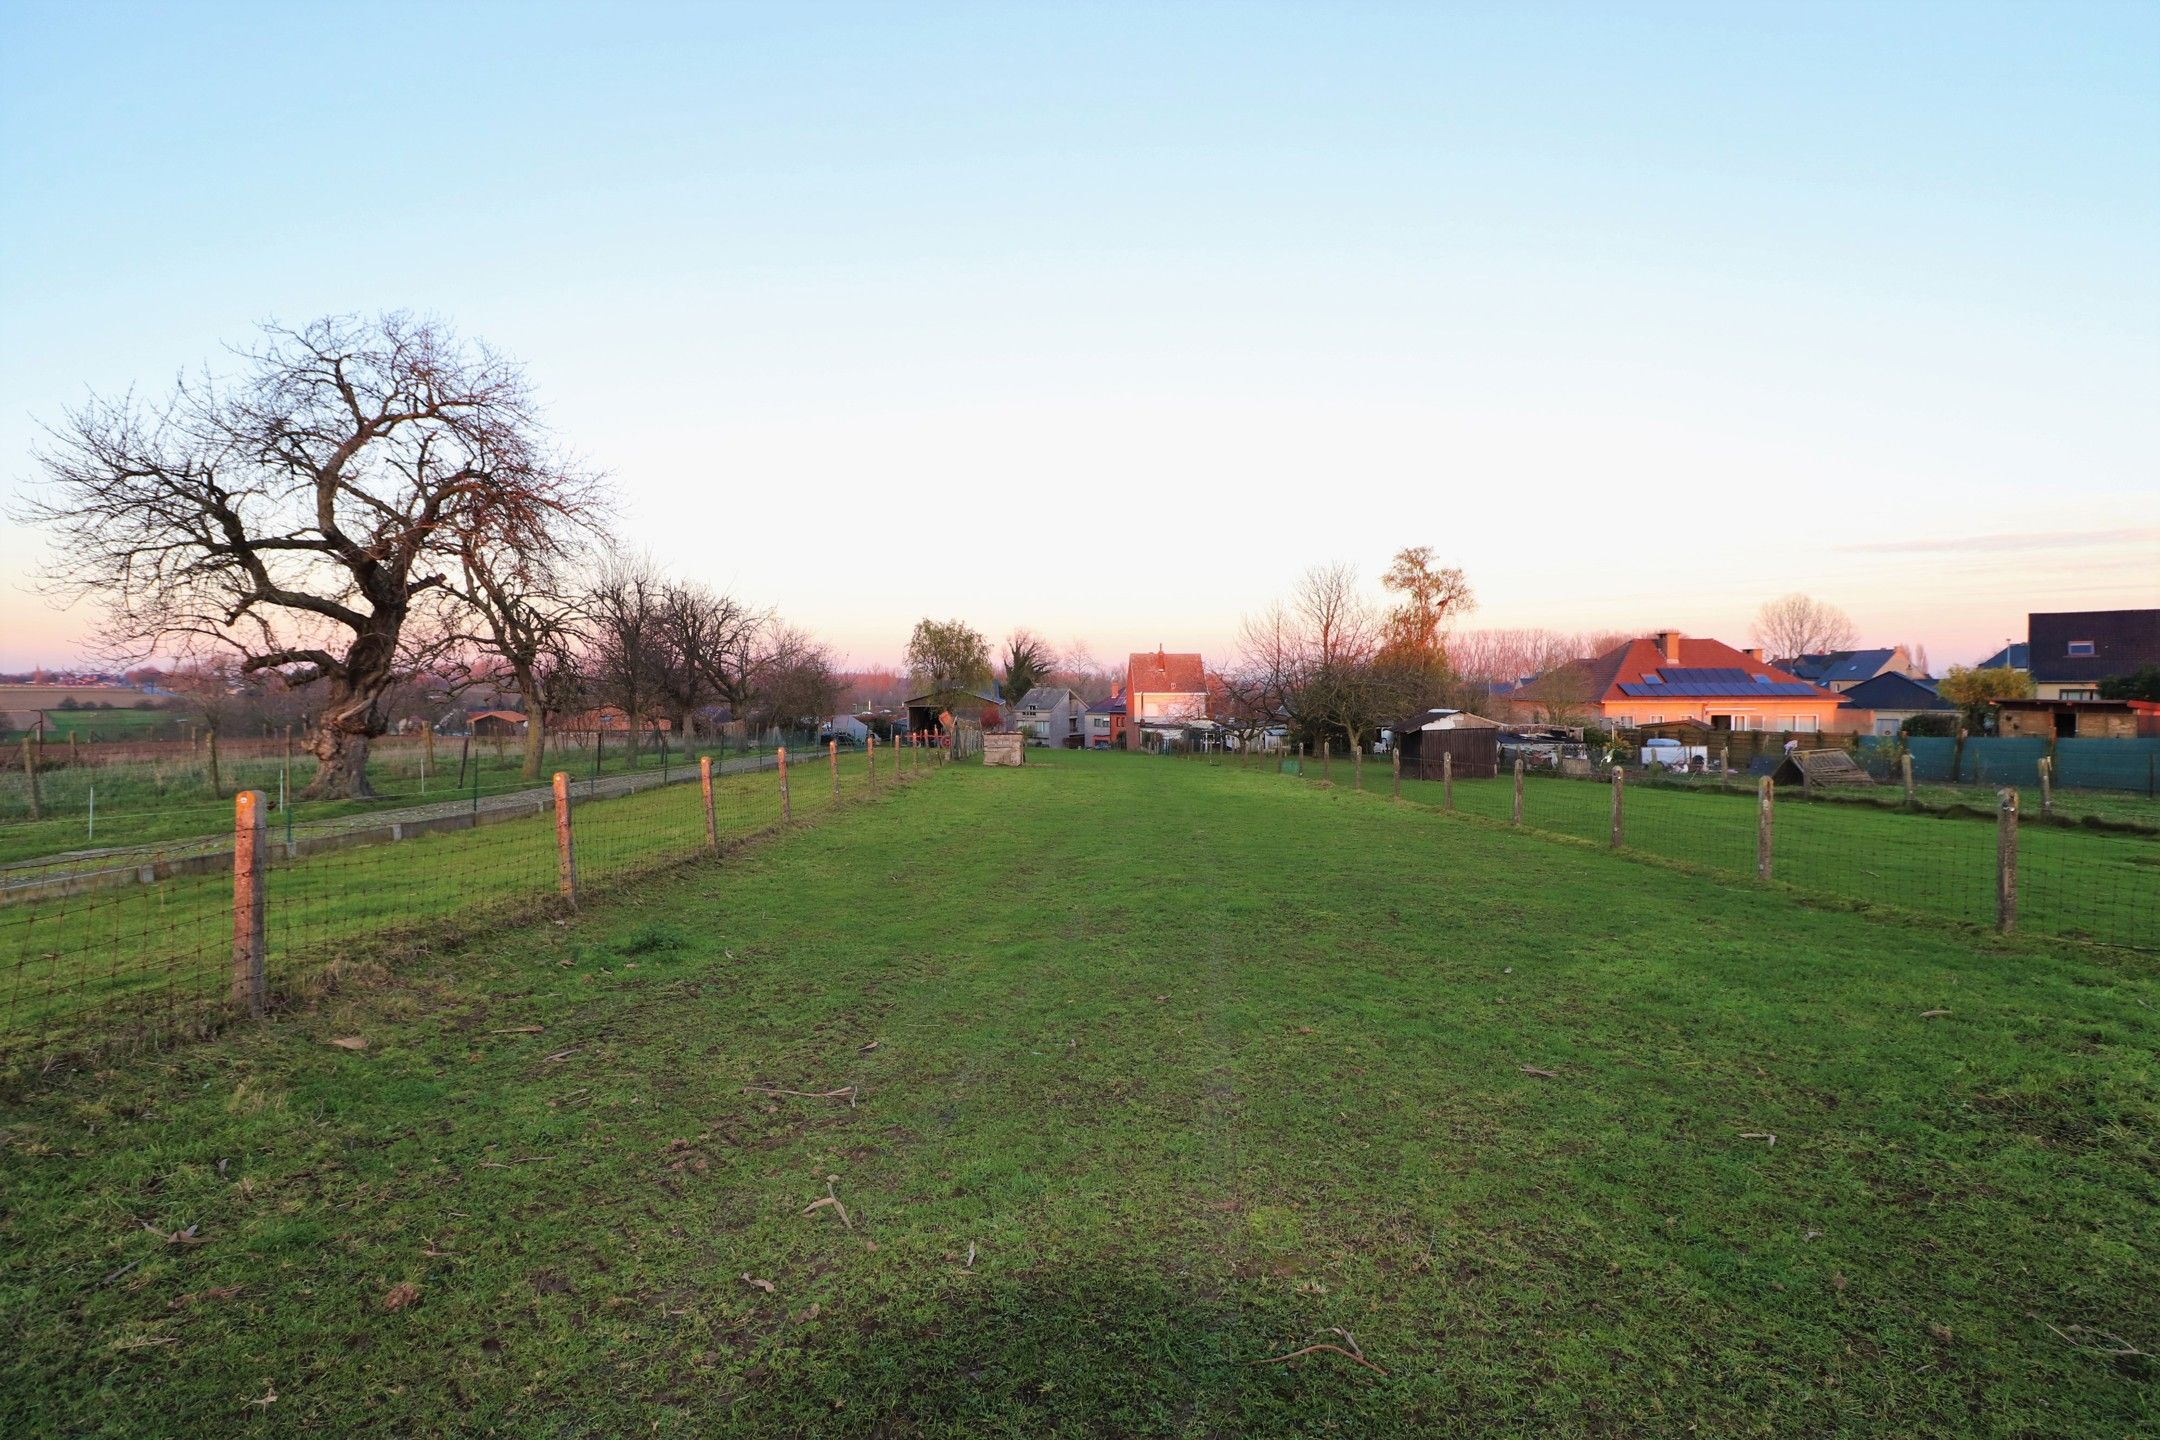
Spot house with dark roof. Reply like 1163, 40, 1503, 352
1785, 647, 1926, 692
1523, 631, 1842, 733
2025, 609, 2160, 700
1083, 689, 1126, 749
1836, 672, 1956, 736
1976, 641, 2029, 672
1124, 648, 1207, 750
1012, 686, 1087, 748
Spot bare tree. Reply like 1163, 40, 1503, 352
1238, 563, 1429, 757
20, 314, 594, 798
1751, 594, 1858, 664
652, 579, 761, 742
750, 632, 841, 733
583, 553, 669, 751
442, 511, 600, 780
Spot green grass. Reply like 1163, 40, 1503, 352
0, 739, 804, 866
16, 709, 173, 740
2, 749, 885, 1048
1312, 759, 2157, 950
0, 752, 2152, 1436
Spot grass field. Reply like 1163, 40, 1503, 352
0, 752, 2151, 1436
1, 748, 884, 1048
0, 738, 807, 866
1379, 764, 2160, 950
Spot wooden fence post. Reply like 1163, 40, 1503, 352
1391, 746, 1401, 800
231, 790, 266, 1016
778, 745, 792, 821
1512, 757, 1524, 826
207, 728, 222, 799
1720, 745, 1730, 793
1352, 742, 1362, 791
423, 720, 435, 790
2038, 757, 2053, 818
868, 734, 877, 787
700, 755, 718, 855
20, 733, 39, 821
1997, 787, 2019, 933
1756, 776, 1774, 881
1443, 751, 1453, 813
830, 739, 840, 800
1901, 751, 1915, 808
1610, 765, 1625, 849
553, 772, 577, 908
1322, 739, 1331, 782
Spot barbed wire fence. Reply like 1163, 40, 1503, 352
0, 730, 953, 1077
1278, 747, 2158, 954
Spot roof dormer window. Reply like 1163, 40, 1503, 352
2067, 640, 2095, 657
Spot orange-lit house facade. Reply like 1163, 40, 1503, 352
1542, 632, 1845, 733
1124, 648, 1207, 750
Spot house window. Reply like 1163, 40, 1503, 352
1791, 715, 1818, 732
2060, 688, 2099, 701
2066, 640, 2095, 657
1646, 714, 1664, 724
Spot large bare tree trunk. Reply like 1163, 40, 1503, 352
304, 714, 377, 800
301, 640, 394, 800
515, 661, 546, 783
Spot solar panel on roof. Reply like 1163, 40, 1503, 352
1618, 681, 1822, 698
1656, 667, 1752, 684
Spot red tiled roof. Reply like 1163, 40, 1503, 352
1127, 649, 1205, 695
1581, 636, 1838, 703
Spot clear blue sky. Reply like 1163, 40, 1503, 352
3, 1, 2155, 671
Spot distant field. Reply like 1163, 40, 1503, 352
0, 736, 792, 864
0, 751, 2149, 1436
0, 685, 150, 709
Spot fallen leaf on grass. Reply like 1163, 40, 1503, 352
329, 1037, 367, 1051
541, 1049, 579, 1064
1519, 1065, 1559, 1079
382, 1282, 420, 1311
858, 1040, 880, 1052
1739, 1132, 1777, 1147
1249, 1342, 1388, 1377
1919, 1009, 1952, 1019
489, 1026, 545, 1035
144, 1222, 206, 1246
739, 1274, 775, 1293
1929, 1322, 1954, 1343
244, 1384, 278, 1409
802, 1191, 853, 1229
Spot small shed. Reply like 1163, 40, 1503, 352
1771, 748, 1874, 787
469, 709, 529, 738
1993, 697, 2155, 740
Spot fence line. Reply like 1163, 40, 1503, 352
1, 741, 935, 1076
1280, 752, 2157, 953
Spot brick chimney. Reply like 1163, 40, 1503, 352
1655, 630, 1683, 664
1742, 647, 1764, 663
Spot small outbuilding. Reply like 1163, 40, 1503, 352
1993, 697, 2159, 740
1771, 748, 1875, 787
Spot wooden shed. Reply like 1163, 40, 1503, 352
1771, 749, 1874, 787
1396, 725, 1499, 780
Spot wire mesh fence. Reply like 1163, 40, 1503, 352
1296, 753, 2159, 953
0, 737, 939, 1074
